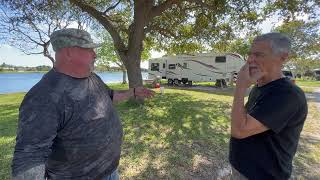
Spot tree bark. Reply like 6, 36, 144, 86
43, 42, 55, 66
122, 68, 127, 84
121, 53, 143, 88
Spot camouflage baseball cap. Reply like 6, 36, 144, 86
50, 28, 101, 52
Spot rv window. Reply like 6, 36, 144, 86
163, 63, 166, 68
169, 64, 176, 69
151, 63, 160, 71
183, 63, 188, 68
215, 56, 226, 63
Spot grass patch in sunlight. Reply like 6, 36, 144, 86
296, 79, 320, 87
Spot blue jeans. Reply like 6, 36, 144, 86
104, 169, 119, 180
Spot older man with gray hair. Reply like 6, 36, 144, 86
11, 28, 154, 180
229, 32, 307, 179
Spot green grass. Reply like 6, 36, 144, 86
292, 102, 320, 179
0, 86, 319, 179
0, 93, 25, 179
117, 88, 232, 179
192, 81, 216, 86
107, 82, 130, 90
296, 79, 320, 87
295, 79, 320, 93
300, 87, 316, 93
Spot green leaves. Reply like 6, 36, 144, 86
263, 0, 319, 22
273, 19, 320, 74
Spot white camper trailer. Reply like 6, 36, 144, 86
148, 53, 245, 86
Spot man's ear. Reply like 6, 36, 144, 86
280, 52, 289, 62
64, 47, 73, 62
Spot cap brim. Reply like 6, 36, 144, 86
79, 43, 103, 49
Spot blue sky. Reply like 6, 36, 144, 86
0, 16, 282, 69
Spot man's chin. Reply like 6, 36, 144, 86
250, 71, 259, 77
90, 66, 95, 73
250, 71, 264, 81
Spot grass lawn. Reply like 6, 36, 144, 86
0, 85, 319, 179
294, 79, 320, 93
0, 93, 26, 179
295, 79, 320, 87
300, 87, 317, 93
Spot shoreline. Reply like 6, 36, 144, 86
0, 70, 148, 74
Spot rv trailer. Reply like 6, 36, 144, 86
148, 53, 245, 86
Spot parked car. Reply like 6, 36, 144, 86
282, 70, 295, 84
313, 69, 320, 81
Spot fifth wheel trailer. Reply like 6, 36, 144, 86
148, 53, 245, 86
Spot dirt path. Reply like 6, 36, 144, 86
306, 88, 320, 110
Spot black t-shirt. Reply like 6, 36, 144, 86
229, 78, 308, 180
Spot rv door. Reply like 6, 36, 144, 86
214, 56, 227, 79
149, 61, 161, 80
161, 60, 167, 79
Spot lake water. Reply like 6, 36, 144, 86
0, 71, 148, 94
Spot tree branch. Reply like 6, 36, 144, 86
24, 51, 43, 55
70, 0, 127, 54
185, 0, 215, 9
103, 0, 121, 14
149, 0, 180, 21
22, 10, 46, 43
12, 27, 42, 46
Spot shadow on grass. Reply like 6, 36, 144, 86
0, 104, 19, 137
117, 92, 231, 179
163, 85, 236, 97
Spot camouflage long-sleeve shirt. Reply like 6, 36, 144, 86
12, 69, 123, 180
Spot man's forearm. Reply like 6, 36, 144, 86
13, 164, 45, 180
231, 86, 247, 137
113, 89, 134, 103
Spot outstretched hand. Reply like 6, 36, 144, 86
134, 87, 155, 98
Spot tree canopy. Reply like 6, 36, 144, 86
69, 0, 271, 87
0, 0, 319, 86
0, 0, 89, 65
274, 19, 320, 74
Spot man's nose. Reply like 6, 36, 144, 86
92, 50, 97, 58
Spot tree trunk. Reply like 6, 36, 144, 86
121, 53, 143, 88
122, 68, 127, 84
69, 0, 157, 89
43, 42, 55, 66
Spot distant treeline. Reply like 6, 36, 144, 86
0, 63, 51, 72
0, 62, 148, 72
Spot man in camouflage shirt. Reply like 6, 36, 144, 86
12, 28, 154, 180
